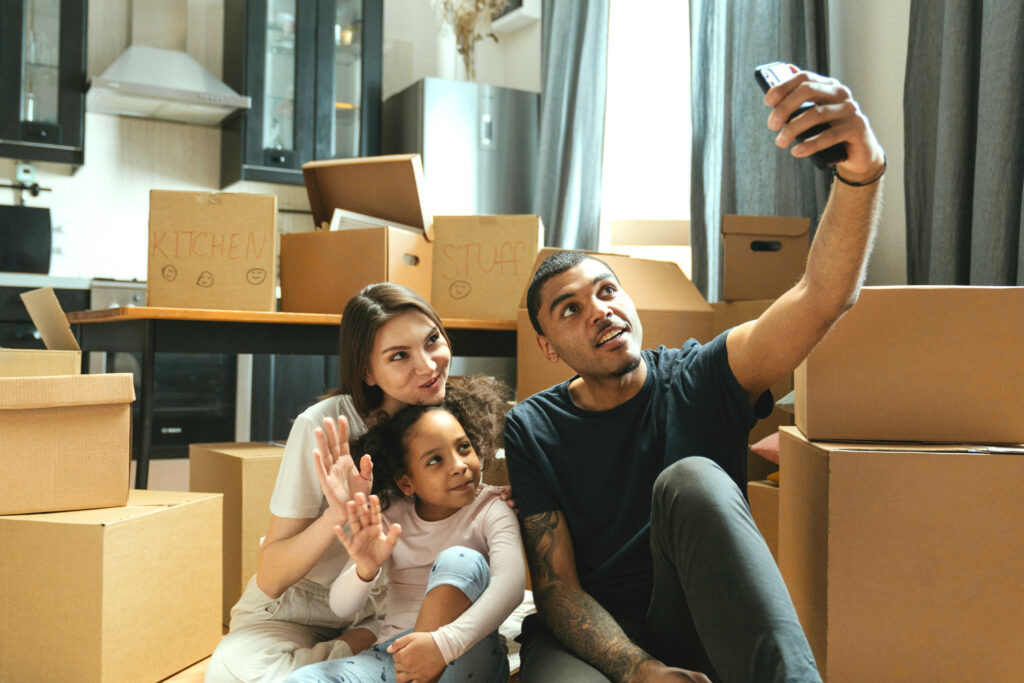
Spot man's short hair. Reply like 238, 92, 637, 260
526, 251, 617, 335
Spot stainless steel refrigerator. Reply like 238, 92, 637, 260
382, 77, 539, 216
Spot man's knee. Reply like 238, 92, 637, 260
427, 546, 490, 601
653, 457, 744, 525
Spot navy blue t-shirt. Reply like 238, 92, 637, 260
504, 331, 772, 623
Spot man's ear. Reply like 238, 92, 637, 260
395, 474, 413, 497
536, 335, 559, 363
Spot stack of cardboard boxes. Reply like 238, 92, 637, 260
280, 154, 544, 322
0, 289, 223, 683
776, 286, 1024, 680
714, 214, 812, 485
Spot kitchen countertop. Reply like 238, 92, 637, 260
0, 273, 93, 289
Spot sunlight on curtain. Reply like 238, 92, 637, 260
599, 0, 691, 271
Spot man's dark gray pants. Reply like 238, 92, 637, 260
519, 457, 821, 683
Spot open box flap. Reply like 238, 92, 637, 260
517, 248, 711, 314
20, 288, 81, 351
302, 154, 435, 241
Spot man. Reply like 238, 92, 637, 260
504, 68, 884, 683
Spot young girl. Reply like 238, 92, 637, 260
285, 376, 524, 683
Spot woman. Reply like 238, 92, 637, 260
206, 283, 457, 683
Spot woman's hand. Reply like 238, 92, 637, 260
333, 492, 401, 581
314, 416, 373, 524
387, 631, 446, 683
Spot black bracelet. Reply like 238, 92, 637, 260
833, 155, 886, 186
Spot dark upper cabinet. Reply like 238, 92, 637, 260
0, 0, 87, 165
220, 0, 382, 187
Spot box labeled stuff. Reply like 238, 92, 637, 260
778, 426, 1024, 681
0, 490, 223, 683
147, 190, 278, 312
795, 286, 1024, 443
189, 441, 284, 625
0, 373, 134, 515
721, 215, 809, 301
281, 154, 434, 313
430, 215, 544, 321
516, 249, 714, 401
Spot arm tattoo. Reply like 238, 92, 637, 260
522, 512, 654, 683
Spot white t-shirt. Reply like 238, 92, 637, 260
269, 393, 367, 587
327, 485, 525, 664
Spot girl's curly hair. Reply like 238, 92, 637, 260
353, 375, 511, 509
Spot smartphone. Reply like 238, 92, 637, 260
755, 61, 847, 170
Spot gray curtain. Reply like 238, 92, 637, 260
689, 0, 831, 301
533, 0, 609, 249
904, 1, 1024, 285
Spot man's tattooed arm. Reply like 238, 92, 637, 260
521, 510, 655, 683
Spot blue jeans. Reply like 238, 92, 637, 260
519, 457, 820, 683
285, 546, 509, 683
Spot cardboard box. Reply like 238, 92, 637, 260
281, 154, 434, 313
795, 286, 1024, 443
778, 426, 1024, 681
147, 190, 278, 312
0, 373, 135, 515
431, 215, 544, 321
746, 480, 779, 562
0, 490, 223, 683
189, 441, 284, 625
281, 226, 433, 313
516, 249, 713, 400
721, 215, 809, 301
0, 286, 83, 377
0, 347, 80, 376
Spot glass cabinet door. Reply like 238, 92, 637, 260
262, 0, 297, 166
331, 0, 362, 159
314, 0, 381, 162
22, 0, 62, 139
0, 0, 87, 165
221, 0, 380, 186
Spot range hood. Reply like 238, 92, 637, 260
88, 45, 250, 126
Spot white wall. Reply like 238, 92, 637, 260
0, 0, 540, 282
829, 0, 909, 285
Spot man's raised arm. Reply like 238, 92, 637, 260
522, 511, 705, 682
727, 69, 886, 401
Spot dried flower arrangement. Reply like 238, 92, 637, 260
431, 0, 510, 80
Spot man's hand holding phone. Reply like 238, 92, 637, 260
756, 62, 885, 184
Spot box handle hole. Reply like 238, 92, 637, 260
750, 240, 782, 252
403, 254, 420, 266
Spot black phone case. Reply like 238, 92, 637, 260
755, 62, 847, 170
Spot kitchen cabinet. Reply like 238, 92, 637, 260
0, 0, 88, 165
220, 0, 382, 187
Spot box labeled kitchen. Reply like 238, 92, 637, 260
516, 249, 714, 401
0, 373, 134, 515
778, 426, 1024, 681
281, 154, 434, 313
720, 215, 809, 301
794, 286, 1024, 443
0, 490, 223, 683
431, 215, 543, 321
147, 190, 278, 312
189, 441, 284, 625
